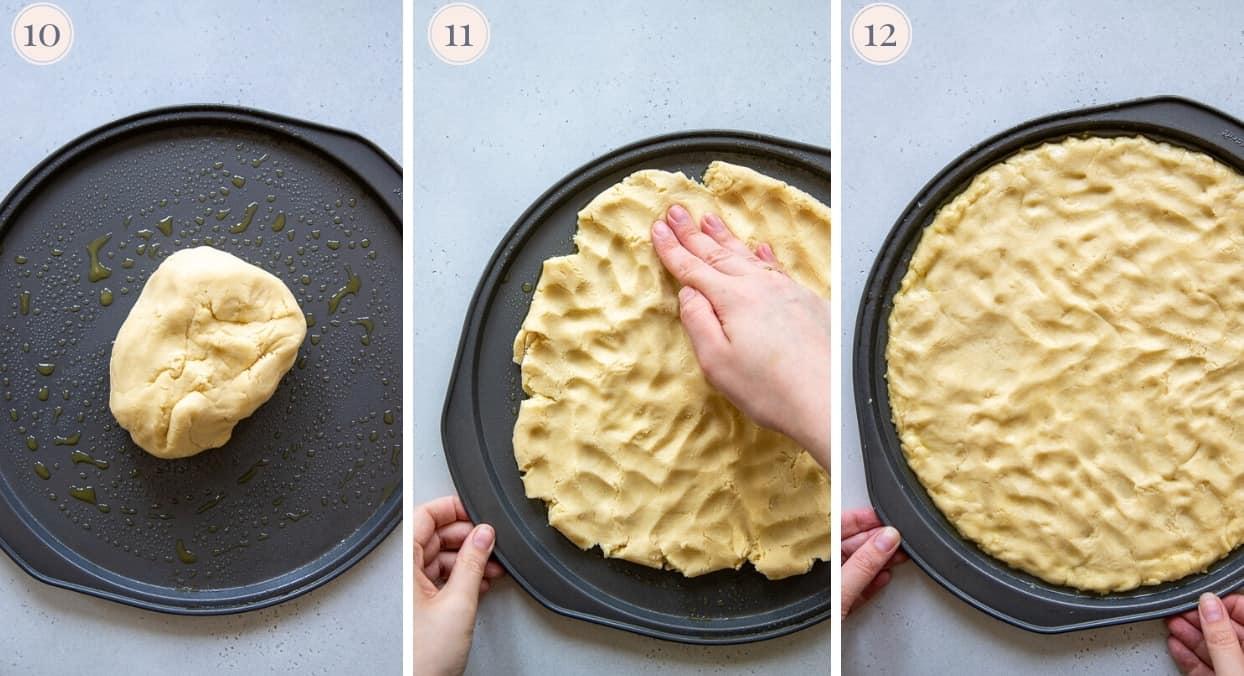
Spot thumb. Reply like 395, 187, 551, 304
678, 286, 729, 361
1199, 593, 1244, 676
841, 526, 900, 618
413, 539, 435, 602
413, 539, 426, 580
442, 524, 496, 604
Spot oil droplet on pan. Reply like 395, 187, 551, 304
69, 485, 108, 514
176, 539, 197, 564
86, 233, 113, 282
70, 450, 108, 470
196, 493, 225, 514
380, 482, 398, 502
237, 458, 269, 484
229, 201, 259, 234
55, 431, 82, 446
353, 317, 373, 346
327, 266, 361, 315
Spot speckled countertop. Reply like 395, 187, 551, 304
0, 1, 401, 673
413, 1, 830, 673
842, 1, 1244, 673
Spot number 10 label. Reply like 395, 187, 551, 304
429, 3, 490, 66
11, 2, 73, 65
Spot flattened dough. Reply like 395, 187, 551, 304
110, 246, 306, 459
888, 135, 1244, 592
513, 161, 830, 579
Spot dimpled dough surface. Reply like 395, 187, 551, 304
512, 161, 830, 580
110, 246, 306, 460
888, 136, 1244, 592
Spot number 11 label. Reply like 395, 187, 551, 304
429, 3, 490, 66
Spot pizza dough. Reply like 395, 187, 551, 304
888, 135, 1244, 592
110, 247, 306, 459
512, 161, 830, 580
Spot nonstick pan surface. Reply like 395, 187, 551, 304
0, 106, 402, 614
442, 131, 831, 644
855, 96, 1244, 633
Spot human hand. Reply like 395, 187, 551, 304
1167, 593, 1244, 676
650, 204, 830, 470
841, 508, 907, 619
414, 496, 506, 676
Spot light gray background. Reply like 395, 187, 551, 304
842, 1, 1244, 674
0, 2, 401, 673
414, 1, 829, 674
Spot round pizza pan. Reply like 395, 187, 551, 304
0, 105, 403, 614
855, 95, 1244, 633
442, 131, 831, 644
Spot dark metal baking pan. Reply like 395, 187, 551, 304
0, 105, 402, 614
855, 95, 1244, 633
442, 131, 831, 644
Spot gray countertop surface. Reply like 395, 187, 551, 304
0, 1, 401, 673
413, 1, 829, 673
842, 1, 1244, 674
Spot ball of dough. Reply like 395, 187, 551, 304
109, 247, 307, 459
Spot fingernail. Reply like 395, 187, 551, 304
668, 204, 689, 225
702, 213, 723, 233
678, 286, 695, 303
1201, 593, 1225, 621
873, 527, 900, 552
474, 524, 495, 549
652, 220, 671, 239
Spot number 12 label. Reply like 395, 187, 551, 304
851, 3, 911, 66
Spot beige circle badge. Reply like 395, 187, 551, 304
428, 3, 489, 65
11, 3, 73, 65
850, 3, 911, 66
